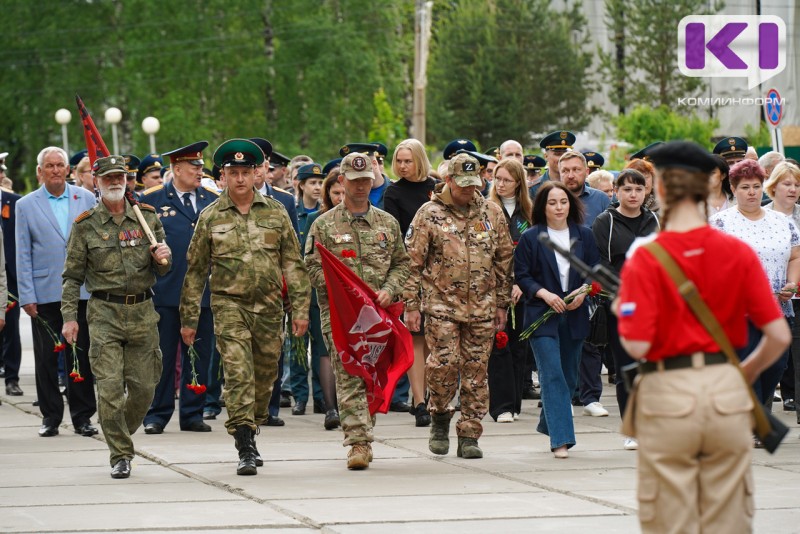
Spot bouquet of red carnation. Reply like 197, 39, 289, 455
68, 342, 85, 383
495, 331, 509, 349
520, 282, 610, 340
186, 342, 207, 394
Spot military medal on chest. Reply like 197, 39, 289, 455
376, 231, 387, 249
119, 228, 143, 247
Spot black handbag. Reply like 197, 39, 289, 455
587, 297, 609, 347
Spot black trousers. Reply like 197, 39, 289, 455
488, 302, 527, 418
607, 312, 635, 417
578, 342, 603, 405
32, 301, 96, 427
1, 294, 22, 384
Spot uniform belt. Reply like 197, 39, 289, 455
93, 290, 153, 305
639, 352, 728, 374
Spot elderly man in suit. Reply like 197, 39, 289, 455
16, 146, 98, 437
0, 184, 22, 395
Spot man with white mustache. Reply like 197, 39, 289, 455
62, 155, 172, 479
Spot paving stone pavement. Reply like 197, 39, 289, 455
1, 316, 799, 533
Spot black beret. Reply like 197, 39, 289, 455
648, 141, 716, 173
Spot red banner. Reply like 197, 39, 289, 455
75, 94, 110, 165
315, 242, 413, 415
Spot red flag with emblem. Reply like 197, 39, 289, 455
315, 242, 413, 415
75, 94, 110, 165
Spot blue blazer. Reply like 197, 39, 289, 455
16, 184, 96, 305
140, 182, 219, 308
262, 184, 299, 237
1, 189, 21, 292
514, 222, 599, 339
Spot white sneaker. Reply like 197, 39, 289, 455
583, 402, 609, 417
532, 371, 540, 388
513, 413, 519, 421
497, 412, 514, 423
623, 437, 639, 450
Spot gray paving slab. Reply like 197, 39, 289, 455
329, 516, 641, 534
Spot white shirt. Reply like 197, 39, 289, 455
547, 226, 571, 292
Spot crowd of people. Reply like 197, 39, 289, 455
0, 131, 798, 530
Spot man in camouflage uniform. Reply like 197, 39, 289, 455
62, 156, 172, 479
403, 153, 513, 459
305, 152, 409, 470
180, 139, 310, 476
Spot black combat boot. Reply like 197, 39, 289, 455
251, 428, 263, 467
429, 412, 452, 455
233, 426, 257, 476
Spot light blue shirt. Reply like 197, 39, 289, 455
46, 188, 70, 238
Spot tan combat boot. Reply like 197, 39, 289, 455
347, 442, 372, 470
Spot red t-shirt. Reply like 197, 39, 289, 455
617, 226, 783, 361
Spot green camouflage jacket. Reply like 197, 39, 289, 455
180, 188, 310, 329
62, 200, 171, 322
304, 202, 409, 332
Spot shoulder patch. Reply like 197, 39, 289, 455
141, 184, 164, 196
139, 203, 156, 212
75, 209, 93, 223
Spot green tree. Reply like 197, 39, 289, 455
615, 105, 719, 150
427, 0, 592, 151
598, 0, 723, 112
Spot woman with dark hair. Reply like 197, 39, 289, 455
625, 158, 659, 214
591, 169, 659, 450
486, 158, 533, 423
514, 181, 599, 458
707, 154, 734, 216
709, 159, 800, 436
617, 142, 790, 532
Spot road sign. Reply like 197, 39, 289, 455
765, 88, 783, 126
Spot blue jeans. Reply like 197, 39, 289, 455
530, 315, 583, 450
741, 319, 791, 405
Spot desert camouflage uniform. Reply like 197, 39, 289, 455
304, 202, 409, 446
403, 187, 513, 439
180, 188, 310, 435
62, 201, 171, 466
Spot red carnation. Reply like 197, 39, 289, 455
589, 281, 603, 297
53, 342, 66, 353
495, 331, 509, 349
73, 375, 85, 383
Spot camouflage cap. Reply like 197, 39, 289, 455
447, 153, 482, 187
340, 152, 374, 180
93, 155, 128, 177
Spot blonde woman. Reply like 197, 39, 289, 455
384, 138, 437, 426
